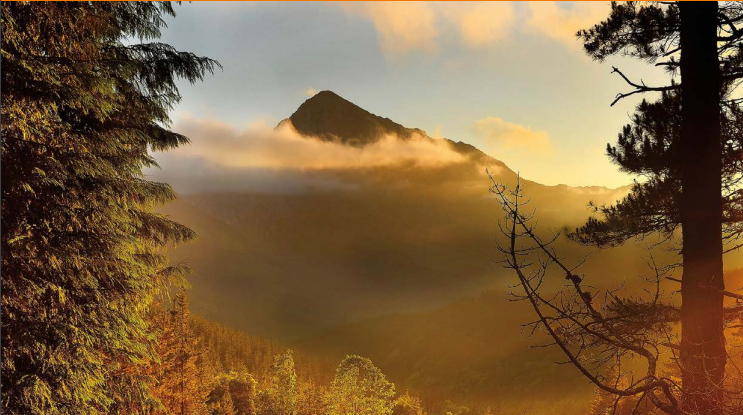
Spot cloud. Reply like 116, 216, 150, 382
526, 1, 609, 48
334, 2, 608, 56
305, 87, 317, 97
337, 2, 515, 56
149, 115, 467, 193
171, 116, 463, 170
474, 116, 552, 155
339, 2, 439, 58
431, 125, 444, 139
440, 2, 515, 47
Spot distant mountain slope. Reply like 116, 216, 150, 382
160, 91, 649, 342
161, 182, 642, 341
157, 91, 743, 415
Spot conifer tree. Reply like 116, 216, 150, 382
154, 291, 211, 415
257, 350, 299, 415
493, 3, 743, 415
327, 355, 396, 415
1, 3, 219, 414
230, 371, 258, 415
297, 380, 328, 415
574, 3, 742, 413
210, 371, 257, 415
216, 391, 238, 415
392, 392, 425, 415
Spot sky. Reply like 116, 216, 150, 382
158, 1, 674, 188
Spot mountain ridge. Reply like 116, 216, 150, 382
279, 90, 626, 193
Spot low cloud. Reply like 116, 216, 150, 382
149, 115, 467, 194
305, 87, 317, 97
474, 116, 552, 155
170, 116, 463, 170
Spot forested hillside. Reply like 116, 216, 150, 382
295, 290, 594, 414
156, 291, 483, 415
9, 2, 743, 415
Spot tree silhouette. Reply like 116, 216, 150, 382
492, 177, 681, 414
493, 4, 743, 412
577, 3, 743, 414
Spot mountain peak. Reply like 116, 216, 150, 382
309, 89, 345, 101
282, 90, 425, 146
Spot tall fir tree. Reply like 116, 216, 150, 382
489, 3, 743, 415
0, 3, 219, 414
208, 371, 257, 415
573, 3, 743, 413
152, 291, 211, 415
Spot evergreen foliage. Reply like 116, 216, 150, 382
191, 316, 284, 381
572, 89, 743, 248
392, 392, 426, 415
327, 355, 396, 415
146, 293, 450, 415
257, 350, 299, 415
152, 291, 212, 415
0, 2, 219, 413
573, 2, 743, 250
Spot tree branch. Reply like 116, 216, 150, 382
610, 67, 679, 106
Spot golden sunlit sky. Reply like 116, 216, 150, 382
159, 1, 673, 188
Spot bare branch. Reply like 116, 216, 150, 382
610, 67, 679, 106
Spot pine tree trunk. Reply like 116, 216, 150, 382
679, 3, 725, 415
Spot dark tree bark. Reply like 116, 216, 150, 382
679, 3, 725, 415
